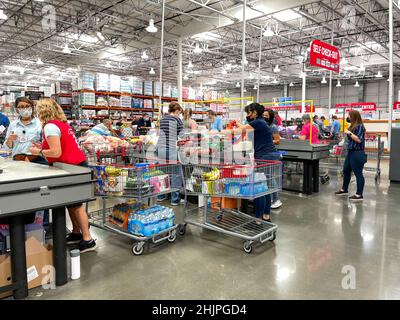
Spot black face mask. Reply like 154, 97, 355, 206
246, 116, 253, 123
346, 117, 351, 123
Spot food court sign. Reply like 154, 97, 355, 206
309, 39, 340, 73
335, 102, 377, 112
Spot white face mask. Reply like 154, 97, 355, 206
18, 108, 32, 118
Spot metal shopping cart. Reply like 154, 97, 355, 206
88, 160, 180, 255
180, 160, 281, 254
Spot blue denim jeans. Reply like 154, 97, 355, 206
254, 152, 282, 218
342, 150, 366, 195
156, 148, 182, 204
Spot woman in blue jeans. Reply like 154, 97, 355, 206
235, 103, 280, 222
335, 110, 367, 201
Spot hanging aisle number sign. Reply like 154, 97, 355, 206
309, 39, 340, 73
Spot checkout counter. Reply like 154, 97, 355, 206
277, 140, 330, 195
0, 160, 94, 299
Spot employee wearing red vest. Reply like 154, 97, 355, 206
29, 98, 96, 253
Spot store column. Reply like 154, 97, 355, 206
178, 38, 183, 104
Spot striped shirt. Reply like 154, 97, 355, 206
157, 115, 183, 157
347, 124, 365, 151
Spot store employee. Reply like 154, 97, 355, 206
5, 97, 45, 163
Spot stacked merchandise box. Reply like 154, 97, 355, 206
82, 110, 96, 118
171, 86, 178, 98
132, 77, 143, 94
108, 96, 120, 107
120, 94, 132, 108
153, 81, 161, 97
55, 82, 72, 94
211, 91, 218, 100
121, 77, 132, 93
182, 87, 189, 100
110, 75, 121, 92
77, 71, 95, 90
203, 90, 212, 101
79, 92, 96, 106
195, 89, 203, 101
143, 80, 153, 96
96, 73, 110, 91
56, 96, 72, 106
210, 103, 217, 112
143, 99, 153, 109
132, 98, 143, 109
163, 82, 171, 97
96, 95, 108, 107
40, 86, 53, 97
188, 87, 196, 100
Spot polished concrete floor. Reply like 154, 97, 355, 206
29, 160, 400, 300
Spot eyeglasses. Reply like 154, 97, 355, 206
17, 104, 31, 109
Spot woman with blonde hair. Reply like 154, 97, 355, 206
183, 108, 197, 130
29, 98, 96, 252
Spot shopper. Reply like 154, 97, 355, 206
235, 103, 280, 222
299, 114, 320, 144
29, 98, 96, 253
5, 97, 45, 163
137, 115, 152, 135
157, 102, 184, 205
335, 110, 367, 201
208, 110, 223, 132
273, 111, 282, 126
0, 110, 10, 146
183, 108, 197, 130
330, 115, 341, 140
87, 118, 116, 136
264, 108, 282, 209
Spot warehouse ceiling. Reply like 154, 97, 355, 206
0, 0, 399, 90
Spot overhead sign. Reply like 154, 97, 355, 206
336, 102, 377, 112
309, 39, 340, 73
394, 101, 400, 110
270, 105, 301, 111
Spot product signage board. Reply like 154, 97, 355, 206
394, 101, 400, 110
270, 105, 301, 111
309, 39, 340, 73
305, 105, 316, 113
336, 102, 377, 112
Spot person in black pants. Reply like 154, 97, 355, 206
335, 110, 367, 201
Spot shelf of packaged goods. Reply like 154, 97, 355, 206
80, 106, 158, 112
192, 111, 223, 115
53, 93, 72, 97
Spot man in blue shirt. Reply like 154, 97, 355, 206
330, 115, 341, 139
0, 111, 10, 145
208, 110, 223, 132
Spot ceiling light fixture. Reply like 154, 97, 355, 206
0, 10, 7, 20
105, 61, 112, 68
253, 84, 258, 90
272, 78, 278, 84
221, 69, 227, 75
149, 67, 155, 75
62, 43, 71, 54
146, 19, 157, 33
36, 57, 44, 65
20, 68, 25, 75
263, 25, 275, 37
289, 82, 294, 87
242, 58, 248, 66
193, 43, 203, 54
336, 80, 341, 87
243, 88, 247, 93
321, 76, 327, 84
273, 65, 280, 73
354, 81, 360, 87
96, 31, 105, 41
359, 63, 366, 72
183, 74, 189, 80
188, 61, 193, 69
141, 51, 149, 60
375, 71, 383, 78
236, 82, 240, 88
5, 70, 9, 75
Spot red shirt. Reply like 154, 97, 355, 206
300, 123, 320, 144
42, 120, 86, 165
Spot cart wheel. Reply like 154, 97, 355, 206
132, 242, 145, 256
178, 224, 187, 236
243, 242, 253, 254
269, 232, 277, 242
216, 213, 223, 222
167, 230, 177, 243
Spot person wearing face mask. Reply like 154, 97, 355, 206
208, 110, 223, 132
137, 115, 152, 135
5, 97, 45, 164
233, 103, 280, 223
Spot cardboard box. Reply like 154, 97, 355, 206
0, 224, 45, 252
0, 237, 53, 299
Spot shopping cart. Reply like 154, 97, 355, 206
180, 160, 281, 254
88, 161, 181, 255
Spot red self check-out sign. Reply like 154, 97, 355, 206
309, 39, 340, 73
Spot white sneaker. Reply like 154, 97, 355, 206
271, 200, 282, 209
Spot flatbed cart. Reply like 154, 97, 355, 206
88, 160, 180, 255
179, 160, 282, 254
